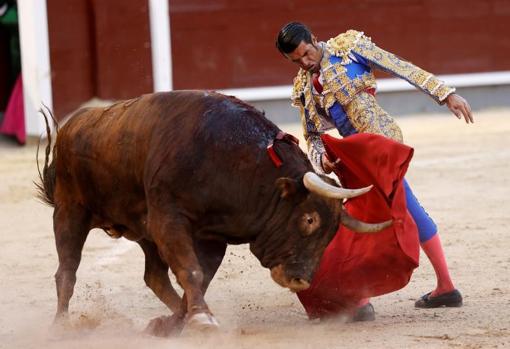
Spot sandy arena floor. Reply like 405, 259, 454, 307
0, 108, 509, 349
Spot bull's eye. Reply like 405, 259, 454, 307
301, 212, 321, 236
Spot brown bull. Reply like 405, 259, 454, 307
37, 91, 390, 336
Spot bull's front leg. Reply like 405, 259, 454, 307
144, 236, 227, 336
137, 239, 182, 313
187, 238, 227, 328
145, 207, 217, 334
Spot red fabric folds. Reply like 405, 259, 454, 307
297, 133, 420, 319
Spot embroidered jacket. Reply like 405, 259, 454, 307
291, 30, 456, 172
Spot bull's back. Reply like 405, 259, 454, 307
53, 91, 283, 216
57, 95, 155, 190
142, 92, 285, 215
53, 92, 201, 208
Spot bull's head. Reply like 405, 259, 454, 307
255, 172, 392, 293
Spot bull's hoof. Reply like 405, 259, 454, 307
52, 314, 67, 325
48, 314, 72, 339
186, 312, 219, 332
144, 314, 184, 337
52, 313, 71, 328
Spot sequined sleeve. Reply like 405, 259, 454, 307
292, 70, 326, 173
352, 36, 455, 104
298, 105, 326, 174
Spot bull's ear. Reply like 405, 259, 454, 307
275, 177, 299, 199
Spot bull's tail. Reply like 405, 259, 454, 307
35, 106, 59, 207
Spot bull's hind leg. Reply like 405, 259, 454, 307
138, 239, 182, 313
52, 204, 91, 322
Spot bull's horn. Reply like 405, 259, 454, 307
303, 172, 373, 199
340, 209, 393, 233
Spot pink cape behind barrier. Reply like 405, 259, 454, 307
1, 75, 25, 144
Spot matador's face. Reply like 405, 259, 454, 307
285, 37, 322, 73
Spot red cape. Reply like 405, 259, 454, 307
297, 133, 420, 319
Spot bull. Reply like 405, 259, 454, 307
37, 91, 391, 336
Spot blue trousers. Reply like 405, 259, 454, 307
403, 179, 437, 242
329, 107, 438, 242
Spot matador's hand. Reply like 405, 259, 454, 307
446, 93, 474, 124
321, 153, 340, 174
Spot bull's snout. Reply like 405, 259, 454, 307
270, 264, 311, 292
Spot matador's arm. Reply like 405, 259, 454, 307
295, 103, 326, 174
351, 36, 455, 104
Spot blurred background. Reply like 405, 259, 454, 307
1, 0, 509, 144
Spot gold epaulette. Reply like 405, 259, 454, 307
325, 30, 369, 65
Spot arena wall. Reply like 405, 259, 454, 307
45, 0, 510, 119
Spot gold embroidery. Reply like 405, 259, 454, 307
345, 92, 403, 143
319, 46, 377, 108
325, 30, 366, 65
323, 69, 377, 107
298, 104, 307, 134
306, 135, 327, 173
352, 34, 455, 104
290, 29, 455, 149
291, 69, 307, 107
411, 70, 432, 88
424, 78, 440, 93
303, 80, 320, 130
291, 68, 325, 146
436, 84, 455, 103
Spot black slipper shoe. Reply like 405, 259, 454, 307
352, 302, 375, 322
415, 289, 463, 308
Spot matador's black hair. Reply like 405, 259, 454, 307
276, 22, 313, 55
